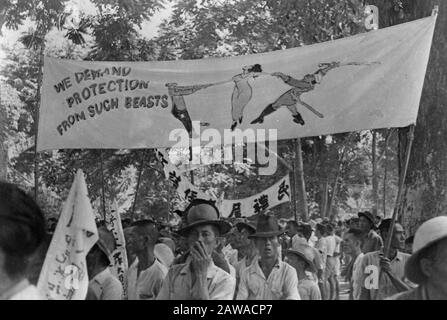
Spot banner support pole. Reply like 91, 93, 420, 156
384, 124, 415, 258
99, 150, 107, 220
130, 149, 146, 222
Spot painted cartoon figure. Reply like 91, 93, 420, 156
250, 62, 343, 126
166, 82, 212, 137
230, 64, 263, 131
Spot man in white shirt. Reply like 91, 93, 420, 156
157, 199, 235, 300
0, 182, 46, 300
236, 214, 300, 300
342, 228, 364, 300
87, 226, 123, 300
125, 219, 168, 300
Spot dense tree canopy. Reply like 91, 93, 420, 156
0, 0, 409, 224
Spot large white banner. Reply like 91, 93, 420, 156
37, 15, 436, 151
37, 170, 98, 300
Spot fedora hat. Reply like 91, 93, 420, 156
248, 214, 284, 238
358, 211, 375, 226
235, 220, 256, 235
177, 199, 231, 237
405, 216, 447, 284
286, 244, 317, 273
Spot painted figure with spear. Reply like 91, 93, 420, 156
250, 61, 380, 126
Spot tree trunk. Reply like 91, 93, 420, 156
370, 0, 444, 236
294, 139, 309, 221
372, 130, 379, 216
0, 104, 7, 180
320, 180, 329, 218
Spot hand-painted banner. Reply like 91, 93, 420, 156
155, 148, 216, 204
105, 200, 128, 298
37, 170, 98, 300
37, 15, 436, 151
155, 148, 290, 217
220, 175, 291, 218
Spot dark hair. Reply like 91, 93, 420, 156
346, 228, 364, 244
0, 182, 46, 278
286, 220, 299, 229
299, 224, 313, 241
248, 64, 262, 73
316, 223, 326, 234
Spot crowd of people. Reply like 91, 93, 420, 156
1, 181, 447, 300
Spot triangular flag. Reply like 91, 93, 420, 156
37, 169, 98, 300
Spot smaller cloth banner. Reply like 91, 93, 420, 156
105, 200, 128, 298
155, 148, 216, 204
220, 175, 291, 218
37, 169, 98, 300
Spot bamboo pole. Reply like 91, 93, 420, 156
99, 150, 107, 220
383, 125, 415, 257
130, 150, 146, 222
294, 138, 308, 221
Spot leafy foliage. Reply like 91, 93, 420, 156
0, 0, 402, 224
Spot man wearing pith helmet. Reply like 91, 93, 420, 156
156, 199, 235, 300
236, 214, 301, 300
389, 216, 447, 300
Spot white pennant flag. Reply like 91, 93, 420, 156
37, 169, 98, 300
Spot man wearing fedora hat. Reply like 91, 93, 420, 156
156, 199, 236, 300
87, 226, 123, 300
389, 216, 447, 300
286, 244, 322, 300
358, 211, 383, 254
236, 214, 300, 300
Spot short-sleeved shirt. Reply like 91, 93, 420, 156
136, 259, 168, 300
236, 257, 300, 300
298, 279, 322, 300
358, 250, 412, 300
351, 253, 364, 300
315, 237, 328, 266
361, 230, 383, 254
89, 267, 123, 300
325, 235, 337, 257
156, 261, 236, 300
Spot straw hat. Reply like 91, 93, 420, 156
358, 211, 376, 226
405, 216, 447, 284
286, 244, 317, 273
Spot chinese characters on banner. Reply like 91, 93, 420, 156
155, 148, 216, 204
37, 170, 98, 300
155, 148, 290, 218
105, 200, 128, 299
220, 175, 291, 218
